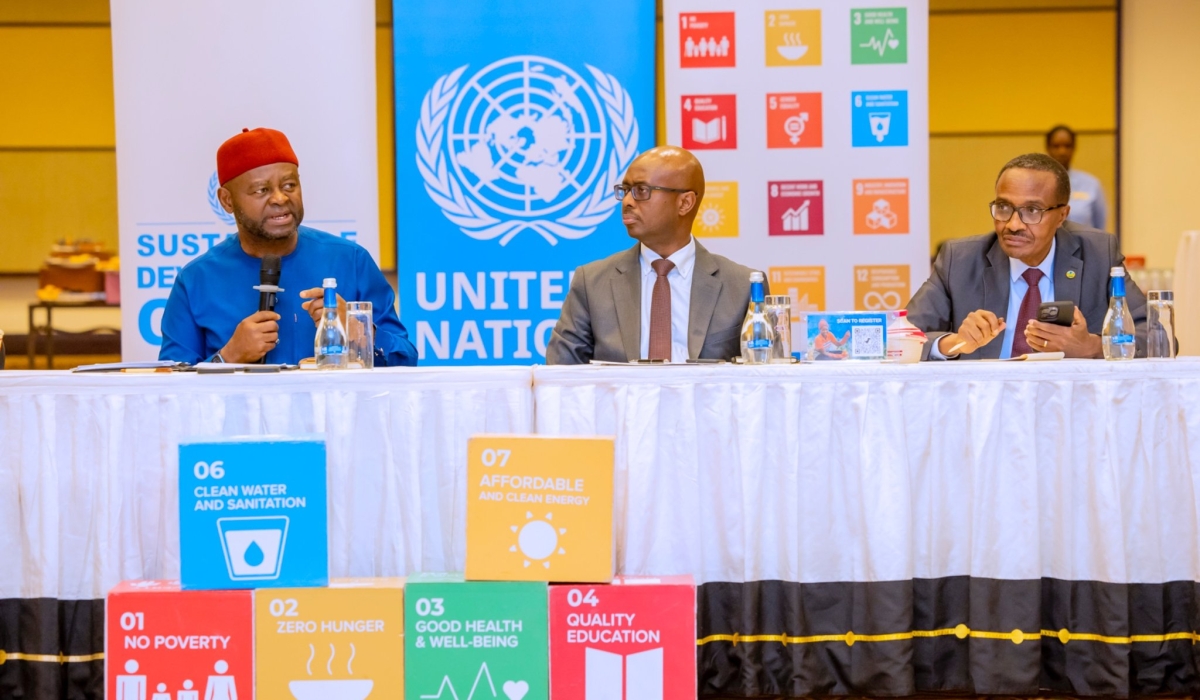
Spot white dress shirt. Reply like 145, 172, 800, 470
932, 239, 1056, 359
639, 237, 696, 362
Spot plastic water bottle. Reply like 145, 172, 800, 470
314, 278, 348, 369
740, 271, 775, 364
1101, 267, 1136, 360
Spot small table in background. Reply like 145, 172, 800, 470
26, 300, 114, 369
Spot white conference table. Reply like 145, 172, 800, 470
533, 359, 1200, 697
5, 360, 1200, 698
0, 366, 533, 603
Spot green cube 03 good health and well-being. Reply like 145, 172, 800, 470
405, 573, 548, 700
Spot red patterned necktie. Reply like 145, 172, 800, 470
648, 258, 675, 360
1010, 268, 1045, 356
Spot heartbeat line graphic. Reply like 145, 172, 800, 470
859, 28, 899, 56
420, 662, 498, 700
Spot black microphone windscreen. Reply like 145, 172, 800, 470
260, 254, 282, 286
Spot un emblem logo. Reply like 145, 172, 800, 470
417, 56, 638, 245
207, 171, 236, 227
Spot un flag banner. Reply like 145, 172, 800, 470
395, 2, 655, 365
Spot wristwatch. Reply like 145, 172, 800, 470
209, 351, 226, 363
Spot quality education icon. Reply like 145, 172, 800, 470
416, 55, 639, 246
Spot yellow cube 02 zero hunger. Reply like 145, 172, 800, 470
467, 435, 615, 582
255, 578, 404, 700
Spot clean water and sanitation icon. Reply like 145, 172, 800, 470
217, 516, 289, 580
417, 56, 638, 246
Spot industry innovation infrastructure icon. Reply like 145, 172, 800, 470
417, 55, 638, 246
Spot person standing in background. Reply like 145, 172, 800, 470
1046, 124, 1109, 232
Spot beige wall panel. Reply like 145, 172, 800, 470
377, 26, 396, 270
930, 10, 1115, 133
0, 0, 108, 23
0, 27, 115, 147
931, 133, 1114, 253
932, 0, 1114, 11
1121, 0, 1200, 269
0, 151, 118, 272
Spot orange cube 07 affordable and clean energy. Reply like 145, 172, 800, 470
466, 435, 615, 582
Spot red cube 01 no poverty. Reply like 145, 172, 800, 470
107, 581, 253, 700
550, 576, 696, 699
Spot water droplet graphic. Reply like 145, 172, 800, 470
243, 540, 265, 566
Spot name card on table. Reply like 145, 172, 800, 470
549, 576, 697, 699
255, 578, 405, 700
106, 580, 253, 700
405, 573, 548, 700
179, 436, 328, 590
466, 435, 615, 582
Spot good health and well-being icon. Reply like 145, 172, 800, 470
416, 56, 638, 246
217, 516, 289, 580
851, 91, 908, 147
851, 8, 908, 64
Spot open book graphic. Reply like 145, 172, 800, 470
691, 116, 726, 144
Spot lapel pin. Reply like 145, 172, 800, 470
1066, 270, 1076, 279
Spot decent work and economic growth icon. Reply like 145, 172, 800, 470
769, 181, 824, 236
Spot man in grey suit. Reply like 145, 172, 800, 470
908, 153, 1146, 360
547, 146, 760, 364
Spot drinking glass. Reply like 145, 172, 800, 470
1146, 290, 1175, 359
764, 295, 792, 362
344, 302, 374, 369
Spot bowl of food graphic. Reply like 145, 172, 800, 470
288, 679, 374, 700
776, 44, 808, 61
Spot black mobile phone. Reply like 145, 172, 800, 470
1037, 300, 1075, 326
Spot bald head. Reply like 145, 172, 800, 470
629, 146, 706, 203
618, 146, 706, 256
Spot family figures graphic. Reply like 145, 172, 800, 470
683, 35, 731, 58
116, 659, 237, 700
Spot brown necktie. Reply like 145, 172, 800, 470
1010, 268, 1045, 356
648, 258, 675, 360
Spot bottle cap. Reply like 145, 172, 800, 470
1110, 267, 1125, 277
749, 271, 765, 283
323, 278, 337, 288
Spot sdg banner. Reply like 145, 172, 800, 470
394, 1, 655, 365
663, 0, 929, 320
111, 0, 380, 360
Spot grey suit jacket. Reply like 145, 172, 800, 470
907, 226, 1148, 360
546, 241, 760, 364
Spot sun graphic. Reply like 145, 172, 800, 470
510, 511, 567, 568
697, 203, 724, 235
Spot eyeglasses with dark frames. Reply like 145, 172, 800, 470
613, 183, 694, 201
989, 200, 1067, 225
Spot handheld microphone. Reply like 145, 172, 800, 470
256, 254, 282, 312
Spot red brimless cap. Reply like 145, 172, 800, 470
216, 127, 299, 185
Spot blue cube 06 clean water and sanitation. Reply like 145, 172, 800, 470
179, 436, 328, 590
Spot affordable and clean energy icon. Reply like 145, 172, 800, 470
217, 516, 289, 581
775, 32, 809, 61
510, 512, 566, 569
868, 112, 891, 143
